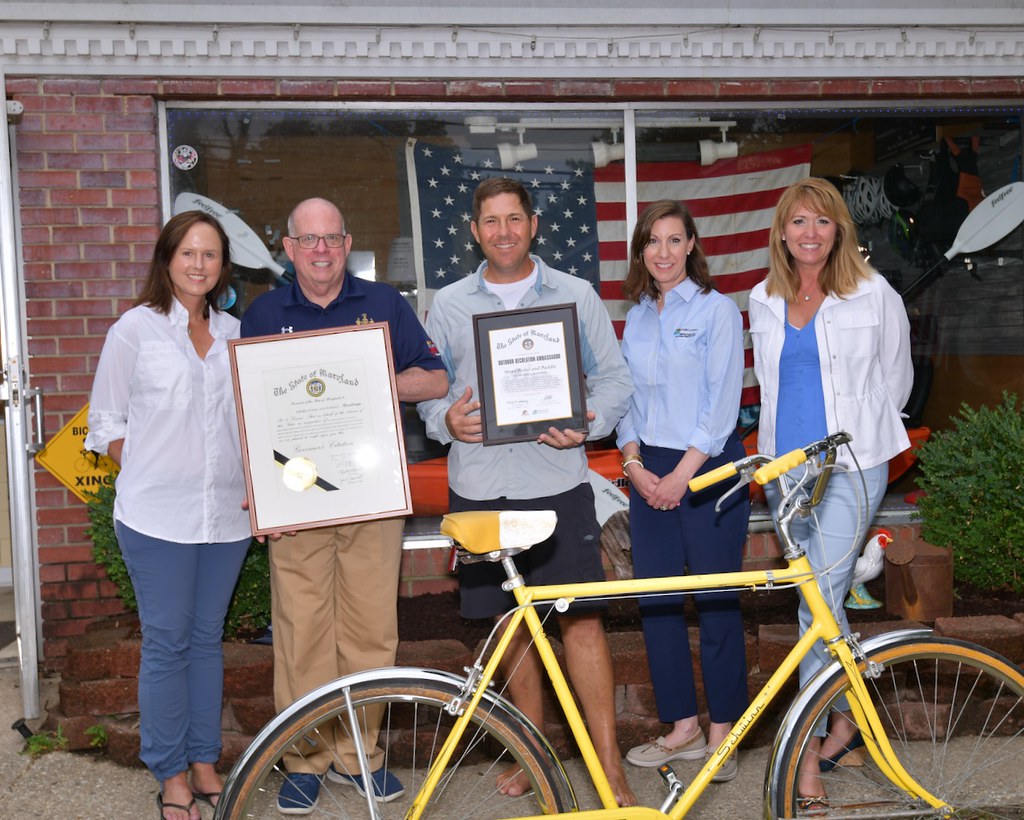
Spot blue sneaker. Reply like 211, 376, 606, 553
277, 772, 322, 815
327, 764, 405, 803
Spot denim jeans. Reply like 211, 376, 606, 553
115, 521, 250, 781
764, 462, 887, 732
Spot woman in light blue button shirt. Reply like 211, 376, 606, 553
617, 200, 750, 781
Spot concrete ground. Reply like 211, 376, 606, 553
0, 584, 161, 818
0, 580, 768, 818
0, 662, 770, 818
0, 663, 770, 818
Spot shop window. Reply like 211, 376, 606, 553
165, 104, 1024, 457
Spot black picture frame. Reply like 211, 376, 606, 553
473, 303, 588, 446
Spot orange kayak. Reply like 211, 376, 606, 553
408, 427, 931, 516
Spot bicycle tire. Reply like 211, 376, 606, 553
218, 669, 575, 819
768, 637, 1024, 818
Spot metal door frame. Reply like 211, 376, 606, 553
1, 72, 43, 720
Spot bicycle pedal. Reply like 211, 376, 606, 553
656, 764, 684, 813
656, 763, 681, 788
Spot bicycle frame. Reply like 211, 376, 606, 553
408, 438, 949, 819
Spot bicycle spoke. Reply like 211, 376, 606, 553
771, 639, 1024, 819
219, 673, 573, 819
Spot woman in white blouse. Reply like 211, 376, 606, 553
86, 211, 251, 820
748, 178, 912, 810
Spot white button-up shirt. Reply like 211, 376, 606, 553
749, 271, 913, 471
85, 300, 251, 543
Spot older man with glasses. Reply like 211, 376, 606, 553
241, 197, 448, 814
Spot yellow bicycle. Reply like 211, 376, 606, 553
217, 433, 1024, 818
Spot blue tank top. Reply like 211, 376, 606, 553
775, 309, 828, 456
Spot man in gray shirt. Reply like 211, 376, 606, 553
418, 177, 636, 806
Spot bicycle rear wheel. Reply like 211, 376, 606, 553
768, 637, 1024, 818
218, 669, 575, 819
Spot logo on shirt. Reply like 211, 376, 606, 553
355, 313, 373, 325
674, 327, 697, 339
281, 326, 294, 334
425, 339, 440, 357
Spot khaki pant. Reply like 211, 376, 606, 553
269, 517, 405, 774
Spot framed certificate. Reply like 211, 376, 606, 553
473, 303, 588, 445
229, 323, 412, 536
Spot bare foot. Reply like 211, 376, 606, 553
496, 747, 637, 807
606, 761, 637, 807
189, 762, 223, 807
797, 738, 826, 804
160, 773, 201, 820
798, 766, 826, 801
496, 764, 532, 797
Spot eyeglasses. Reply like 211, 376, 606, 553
288, 233, 347, 249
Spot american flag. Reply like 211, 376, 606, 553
406, 138, 812, 406
405, 138, 601, 297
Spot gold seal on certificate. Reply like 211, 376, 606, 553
281, 457, 318, 492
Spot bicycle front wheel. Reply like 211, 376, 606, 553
218, 669, 575, 819
769, 637, 1024, 819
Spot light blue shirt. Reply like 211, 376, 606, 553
775, 311, 828, 456
418, 255, 634, 501
616, 277, 743, 457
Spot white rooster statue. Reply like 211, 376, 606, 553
844, 529, 894, 609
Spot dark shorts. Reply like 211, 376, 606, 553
451, 482, 608, 620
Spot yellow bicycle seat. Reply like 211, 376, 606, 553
440, 510, 557, 555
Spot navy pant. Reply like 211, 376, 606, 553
115, 521, 250, 781
630, 433, 750, 725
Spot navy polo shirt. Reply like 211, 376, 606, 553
240, 274, 443, 375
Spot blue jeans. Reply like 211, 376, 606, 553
115, 521, 251, 781
764, 462, 887, 725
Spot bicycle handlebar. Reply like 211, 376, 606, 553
688, 432, 853, 493
688, 461, 738, 493
752, 448, 808, 485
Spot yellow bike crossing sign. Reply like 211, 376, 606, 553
34, 404, 118, 503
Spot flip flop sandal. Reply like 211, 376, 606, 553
157, 794, 197, 820
796, 795, 831, 815
191, 789, 221, 806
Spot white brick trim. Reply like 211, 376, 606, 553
1, 22, 1022, 79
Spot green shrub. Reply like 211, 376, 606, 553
84, 482, 135, 611
915, 392, 1024, 593
85, 479, 271, 639
225, 538, 271, 638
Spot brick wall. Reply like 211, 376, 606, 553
7, 74, 1022, 669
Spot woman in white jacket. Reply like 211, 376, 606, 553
748, 177, 913, 810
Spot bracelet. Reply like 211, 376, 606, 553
621, 456, 644, 476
